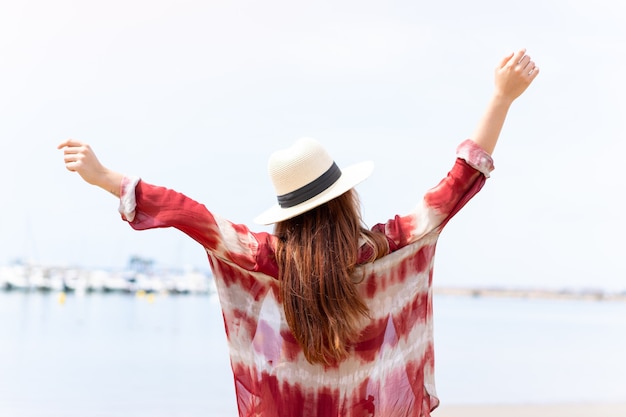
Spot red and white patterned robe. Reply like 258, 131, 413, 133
118, 139, 494, 417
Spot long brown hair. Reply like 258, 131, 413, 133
274, 189, 389, 365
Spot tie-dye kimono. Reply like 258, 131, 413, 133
118, 139, 494, 417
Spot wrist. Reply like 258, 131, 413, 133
491, 91, 515, 107
93, 168, 123, 197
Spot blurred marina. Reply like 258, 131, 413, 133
0, 256, 215, 296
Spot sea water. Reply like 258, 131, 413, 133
433, 295, 626, 405
1, 291, 625, 416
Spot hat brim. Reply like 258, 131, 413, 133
254, 161, 374, 225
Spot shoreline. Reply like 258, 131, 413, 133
434, 286, 626, 302
435, 403, 626, 416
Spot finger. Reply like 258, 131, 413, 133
525, 60, 537, 74
529, 66, 540, 80
63, 153, 83, 165
62, 147, 82, 155
516, 55, 531, 69
498, 52, 515, 69
510, 48, 527, 67
57, 138, 83, 150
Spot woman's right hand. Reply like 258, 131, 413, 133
469, 49, 540, 155
58, 139, 123, 197
494, 49, 540, 103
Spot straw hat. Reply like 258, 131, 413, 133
254, 138, 374, 225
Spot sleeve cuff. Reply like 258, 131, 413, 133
118, 176, 141, 222
456, 139, 495, 178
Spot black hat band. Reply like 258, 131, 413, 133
276, 162, 341, 208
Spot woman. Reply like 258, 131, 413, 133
59, 49, 539, 417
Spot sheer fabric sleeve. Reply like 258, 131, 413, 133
118, 177, 264, 272
375, 139, 494, 250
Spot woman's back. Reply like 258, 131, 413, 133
200, 142, 493, 416
215, 234, 438, 417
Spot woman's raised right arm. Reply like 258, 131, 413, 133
58, 139, 124, 197
471, 48, 539, 155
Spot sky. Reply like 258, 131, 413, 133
1, 0, 624, 291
